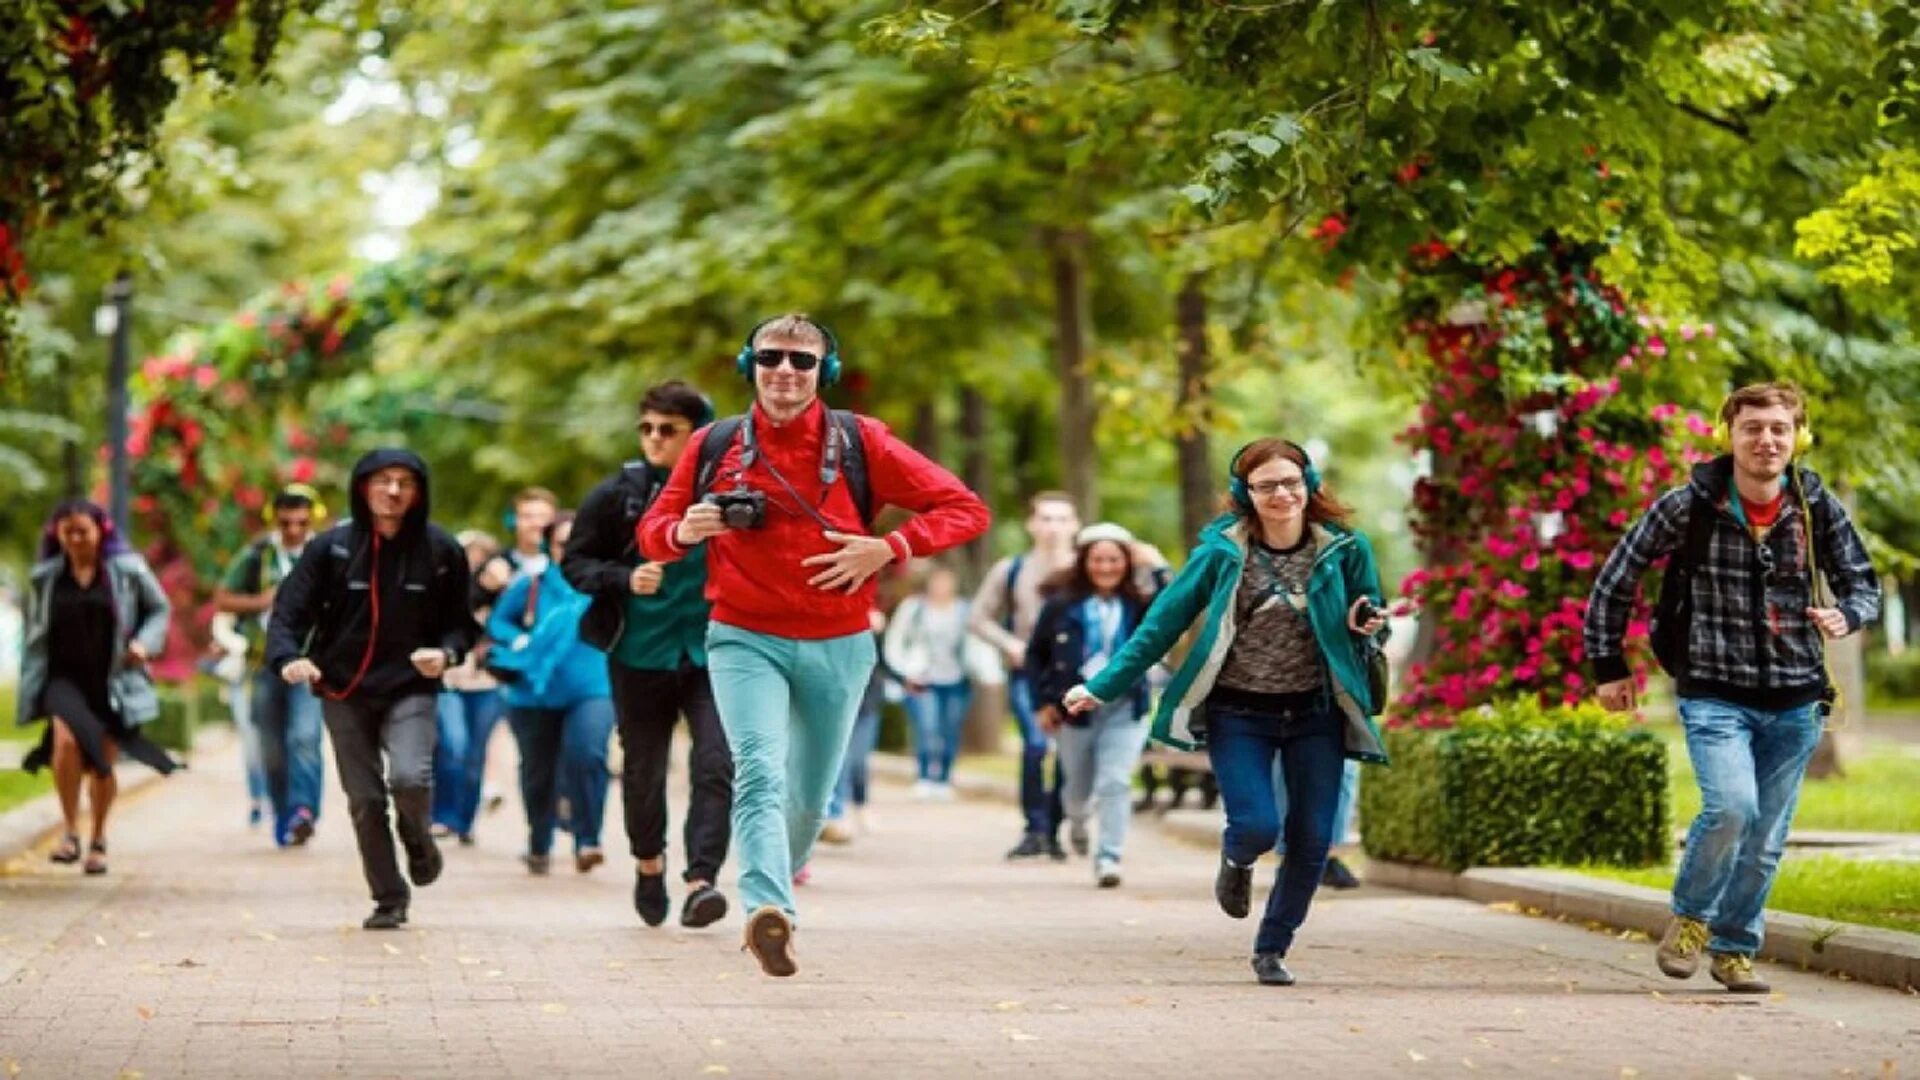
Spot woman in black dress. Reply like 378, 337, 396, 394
18, 501, 178, 874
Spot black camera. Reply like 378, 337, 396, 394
703, 489, 766, 530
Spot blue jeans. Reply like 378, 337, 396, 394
708, 624, 875, 918
1009, 675, 1066, 838
1056, 701, 1143, 862
906, 680, 972, 782
829, 677, 884, 819
507, 697, 616, 855
230, 675, 269, 809
1273, 758, 1361, 852
433, 689, 503, 836
252, 670, 326, 840
1206, 707, 1347, 956
1671, 697, 1824, 956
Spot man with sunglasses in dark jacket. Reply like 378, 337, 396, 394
562, 380, 732, 931
267, 448, 480, 930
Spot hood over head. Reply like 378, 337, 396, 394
348, 447, 432, 536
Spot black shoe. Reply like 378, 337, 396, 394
522, 853, 551, 876
1005, 833, 1046, 860
1321, 856, 1361, 890
458, 833, 476, 847
1252, 953, 1294, 986
363, 904, 408, 930
681, 885, 728, 929
1216, 855, 1252, 919
407, 837, 443, 887
1046, 837, 1068, 863
634, 870, 670, 927
288, 808, 316, 847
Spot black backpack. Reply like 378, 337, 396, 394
693, 410, 876, 531
1650, 484, 1832, 678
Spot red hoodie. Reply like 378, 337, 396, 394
639, 400, 991, 640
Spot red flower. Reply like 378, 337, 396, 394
1309, 214, 1348, 252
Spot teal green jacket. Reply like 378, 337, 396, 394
1083, 514, 1390, 762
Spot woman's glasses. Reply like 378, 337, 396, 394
753, 349, 821, 372
1249, 478, 1308, 498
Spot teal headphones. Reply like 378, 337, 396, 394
1228, 439, 1321, 511
735, 315, 843, 387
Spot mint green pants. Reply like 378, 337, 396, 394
707, 623, 877, 917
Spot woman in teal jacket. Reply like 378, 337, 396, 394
1065, 439, 1387, 987
489, 513, 616, 875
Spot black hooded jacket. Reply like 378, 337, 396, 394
265, 448, 479, 700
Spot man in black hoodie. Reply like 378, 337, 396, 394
267, 449, 479, 929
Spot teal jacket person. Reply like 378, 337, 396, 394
1081, 513, 1390, 762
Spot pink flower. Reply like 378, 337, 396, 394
1565, 550, 1596, 571
1650, 403, 1680, 421
1520, 552, 1540, 572
1646, 337, 1667, 356
193, 366, 218, 390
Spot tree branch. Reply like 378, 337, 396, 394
1669, 99, 1755, 142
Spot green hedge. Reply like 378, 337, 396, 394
1361, 699, 1669, 872
1867, 648, 1920, 703
149, 678, 224, 754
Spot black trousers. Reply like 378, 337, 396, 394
322, 694, 437, 908
608, 662, 733, 884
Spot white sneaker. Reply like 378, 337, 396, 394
852, 806, 873, 834
934, 783, 958, 803
911, 780, 935, 801
1095, 857, 1122, 889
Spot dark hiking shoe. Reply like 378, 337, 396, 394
1321, 856, 1361, 890
634, 869, 670, 926
743, 906, 798, 978
1216, 855, 1253, 919
522, 853, 552, 876
681, 885, 728, 929
1046, 837, 1069, 863
1252, 953, 1295, 986
1710, 952, 1771, 994
1005, 833, 1047, 860
363, 904, 408, 930
407, 837, 443, 887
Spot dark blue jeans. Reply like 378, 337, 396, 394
508, 698, 616, 856
251, 669, 325, 840
1206, 706, 1347, 956
1009, 674, 1066, 839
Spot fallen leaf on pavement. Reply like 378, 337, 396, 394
365, 994, 382, 1006
702, 1067, 729, 1076
457, 957, 480, 966
1407, 1050, 1427, 1063
95, 935, 107, 947
136, 1005, 155, 1021
254, 931, 278, 943
381, 943, 401, 956
1004, 1028, 1038, 1043
541, 1003, 567, 1015
994, 1001, 1022, 1011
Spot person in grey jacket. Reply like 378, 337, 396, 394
17, 500, 178, 875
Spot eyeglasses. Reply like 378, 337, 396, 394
637, 421, 689, 438
1249, 478, 1308, 498
753, 349, 821, 372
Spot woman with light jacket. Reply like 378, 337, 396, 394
882, 563, 973, 799
17, 500, 180, 875
1025, 523, 1156, 889
488, 512, 616, 875
1065, 439, 1388, 987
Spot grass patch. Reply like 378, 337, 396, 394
1583, 856, 1920, 936
1656, 725, 1920, 834
0, 768, 51, 816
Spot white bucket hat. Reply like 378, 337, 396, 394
1075, 522, 1136, 549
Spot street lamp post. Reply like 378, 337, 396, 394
98, 272, 133, 536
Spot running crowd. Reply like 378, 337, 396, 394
16, 312, 1880, 993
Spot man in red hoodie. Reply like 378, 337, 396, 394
640, 314, 990, 977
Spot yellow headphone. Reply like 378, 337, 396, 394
262, 482, 330, 526
1711, 414, 1814, 455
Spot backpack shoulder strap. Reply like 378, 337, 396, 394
1680, 488, 1715, 576
1001, 555, 1025, 630
831, 410, 875, 532
694, 417, 747, 501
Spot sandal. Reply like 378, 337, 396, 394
83, 840, 107, 876
49, 833, 81, 865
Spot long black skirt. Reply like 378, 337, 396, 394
21, 677, 183, 779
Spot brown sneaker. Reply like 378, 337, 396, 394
1656, 915, 1710, 979
1709, 952, 1771, 994
743, 906, 798, 978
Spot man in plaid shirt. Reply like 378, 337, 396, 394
1585, 382, 1880, 994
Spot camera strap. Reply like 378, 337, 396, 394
739, 412, 849, 534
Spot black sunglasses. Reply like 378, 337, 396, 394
636, 421, 689, 437
753, 348, 821, 372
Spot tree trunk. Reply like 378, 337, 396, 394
1175, 272, 1214, 543
1047, 226, 1099, 519
960, 385, 990, 580
911, 400, 940, 461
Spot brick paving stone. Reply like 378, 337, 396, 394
0, 734, 1913, 1078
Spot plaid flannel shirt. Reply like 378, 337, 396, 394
1585, 461, 1880, 706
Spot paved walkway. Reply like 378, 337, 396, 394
0, 737, 1914, 1078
